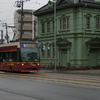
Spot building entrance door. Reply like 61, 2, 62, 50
89, 50, 98, 67
60, 50, 67, 67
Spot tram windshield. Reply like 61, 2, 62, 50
21, 48, 39, 62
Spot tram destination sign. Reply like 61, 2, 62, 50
21, 43, 38, 48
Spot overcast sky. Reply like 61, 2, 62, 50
0, 0, 99, 40
0, 0, 49, 25
0, 0, 100, 26
0, 0, 49, 40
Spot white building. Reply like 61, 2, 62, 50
14, 9, 37, 41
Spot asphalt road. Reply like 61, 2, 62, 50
0, 90, 39, 100
0, 74, 100, 100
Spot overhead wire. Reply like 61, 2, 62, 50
4, 7, 16, 22
0, 1, 18, 39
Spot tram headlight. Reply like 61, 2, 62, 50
22, 63, 24, 66
37, 63, 40, 66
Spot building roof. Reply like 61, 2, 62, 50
34, 0, 100, 16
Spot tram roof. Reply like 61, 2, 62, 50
0, 42, 20, 48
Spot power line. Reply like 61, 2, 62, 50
2, 4, 17, 24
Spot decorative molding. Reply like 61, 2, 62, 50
94, 14, 100, 18
84, 13, 92, 17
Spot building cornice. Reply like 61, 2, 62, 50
34, 2, 100, 16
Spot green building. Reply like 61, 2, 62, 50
34, 0, 100, 69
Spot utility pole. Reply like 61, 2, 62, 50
2, 23, 9, 43
49, 0, 57, 71
34, 20, 36, 42
20, 0, 24, 41
8, 26, 16, 41
5, 23, 9, 43
1, 30, 3, 44
48, 0, 57, 71
54, 0, 57, 71
14, 0, 30, 41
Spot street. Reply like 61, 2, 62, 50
0, 70, 100, 100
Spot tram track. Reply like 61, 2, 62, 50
0, 71, 100, 88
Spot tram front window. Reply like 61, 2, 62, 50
21, 48, 39, 62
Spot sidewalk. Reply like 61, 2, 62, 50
40, 69, 100, 76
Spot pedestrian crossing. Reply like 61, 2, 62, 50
0, 71, 100, 88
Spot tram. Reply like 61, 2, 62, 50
0, 41, 40, 72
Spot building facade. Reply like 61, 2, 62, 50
14, 9, 37, 41
34, 0, 100, 69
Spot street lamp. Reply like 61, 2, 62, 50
54, 0, 57, 71
49, 0, 57, 71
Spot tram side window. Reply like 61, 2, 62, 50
12, 51, 17, 61
9, 52, 12, 61
3, 52, 9, 62
2, 51, 17, 62
8, 51, 17, 62
0, 52, 3, 62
